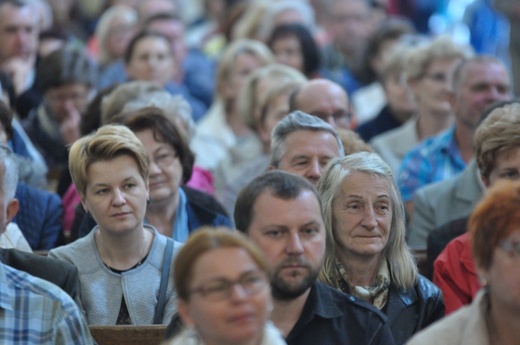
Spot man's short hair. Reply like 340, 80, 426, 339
37, 46, 97, 93
450, 55, 506, 94
234, 170, 323, 233
270, 110, 344, 168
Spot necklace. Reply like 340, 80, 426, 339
98, 229, 151, 272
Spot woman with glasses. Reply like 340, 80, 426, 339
409, 179, 520, 344
371, 36, 473, 175
49, 125, 177, 325
74, 108, 232, 242
124, 108, 232, 242
165, 227, 286, 345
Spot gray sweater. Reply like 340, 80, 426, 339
49, 226, 177, 325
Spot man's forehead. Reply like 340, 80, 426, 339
462, 61, 507, 83
284, 130, 339, 151
253, 189, 321, 216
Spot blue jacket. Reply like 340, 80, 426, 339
14, 183, 64, 250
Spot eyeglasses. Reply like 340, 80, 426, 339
189, 270, 268, 302
150, 150, 177, 168
499, 239, 520, 258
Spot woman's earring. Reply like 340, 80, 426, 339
146, 198, 150, 206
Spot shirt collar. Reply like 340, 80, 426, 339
0, 263, 15, 311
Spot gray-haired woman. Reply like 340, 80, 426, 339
317, 152, 444, 344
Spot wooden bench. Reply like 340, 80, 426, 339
89, 325, 167, 345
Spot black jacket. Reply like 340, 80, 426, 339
385, 274, 444, 344
286, 282, 395, 345
0, 248, 79, 300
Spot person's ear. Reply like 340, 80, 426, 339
268, 165, 276, 171
6, 198, 18, 223
177, 299, 194, 327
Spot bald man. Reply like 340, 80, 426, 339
289, 78, 352, 129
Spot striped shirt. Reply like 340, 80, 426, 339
0, 262, 94, 344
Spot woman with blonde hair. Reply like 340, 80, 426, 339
317, 152, 443, 344
50, 124, 177, 325
191, 39, 273, 173
371, 36, 474, 174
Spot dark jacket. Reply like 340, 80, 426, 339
14, 183, 64, 250
0, 248, 79, 300
286, 282, 395, 345
426, 217, 468, 280
356, 105, 403, 142
21, 106, 68, 172
73, 186, 232, 240
385, 275, 445, 345
165, 281, 395, 345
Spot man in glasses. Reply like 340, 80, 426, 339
289, 79, 353, 130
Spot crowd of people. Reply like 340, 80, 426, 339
0, 0, 519, 344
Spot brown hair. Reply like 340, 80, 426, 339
174, 227, 269, 301
123, 107, 194, 184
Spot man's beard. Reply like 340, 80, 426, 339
270, 257, 319, 301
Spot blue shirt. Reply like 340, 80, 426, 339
0, 263, 93, 344
397, 126, 466, 202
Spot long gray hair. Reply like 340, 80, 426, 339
317, 152, 417, 289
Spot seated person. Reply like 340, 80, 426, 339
0, 261, 93, 344
434, 101, 520, 314
22, 46, 97, 174
50, 125, 177, 325
124, 30, 207, 121
0, 143, 62, 250
409, 179, 520, 344
166, 228, 285, 345
317, 152, 444, 344
73, 108, 232, 241
233, 171, 396, 344
0, 83, 47, 188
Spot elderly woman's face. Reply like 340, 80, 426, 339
179, 247, 271, 345
412, 57, 461, 115
481, 229, 520, 314
134, 129, 183, 205
81, 154, 148, 235
332, 172, 392, 259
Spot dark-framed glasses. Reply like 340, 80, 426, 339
189, 270, 268, 302
499, 239, 520, 258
